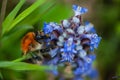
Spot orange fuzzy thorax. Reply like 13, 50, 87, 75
21, 32, 36, 55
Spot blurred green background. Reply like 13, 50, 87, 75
0, 0, 120, 80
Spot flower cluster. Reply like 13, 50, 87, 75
35, 5, 101, 80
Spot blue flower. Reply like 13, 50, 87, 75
90, 34, 101, 51
74, 67, 84, 76
87, 68, 98, 79
78, 50, 87, 58
84, 59, 92, 71
73, 77, 84, 80
36, 4, 101, 80
47, 56, 59, 65
81, 33, 101, 51
72, 5, 88, 16
43, 22, 54, 34
61, 52, 75, 62
88, 54, 96, 61
85, 21, 96, 33
49, 65, 59, 76
49, 22, 61, 31
49, 48, 58, 58
72, 5, 78, 11
60, 38, 77, 62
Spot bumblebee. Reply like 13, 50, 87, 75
21, 31, 51, 55
21, 30, 59, 64
21, 32, 40, 55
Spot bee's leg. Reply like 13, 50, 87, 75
37, 50, 44, 60
35, 51, 44, 65
30, 52, 43, 64
30, 42, 42, 52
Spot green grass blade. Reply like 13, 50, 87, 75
0, 61, 51, 71
2, 0, 26, 36
6, 0, 47, 35
17, 0, 57, 27
12, 54, 31, 62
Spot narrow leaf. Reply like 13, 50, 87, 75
0, 61, 51, 71
12, 54, 31, 62
17, 0, 57, 26
2, 0, 26, 36
6, 0, 47, 35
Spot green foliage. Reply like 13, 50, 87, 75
2, 0, 26, 36
0, 0, 72, 60
0, 0, 73, 79
95, 0, 120, 79
17, 0, 58, 28
115, 22, 120, 37
0, 61, 50, 71
2, 0, 47, 36
0, 0, 119, 79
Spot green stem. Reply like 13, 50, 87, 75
12, 54, 31, 62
